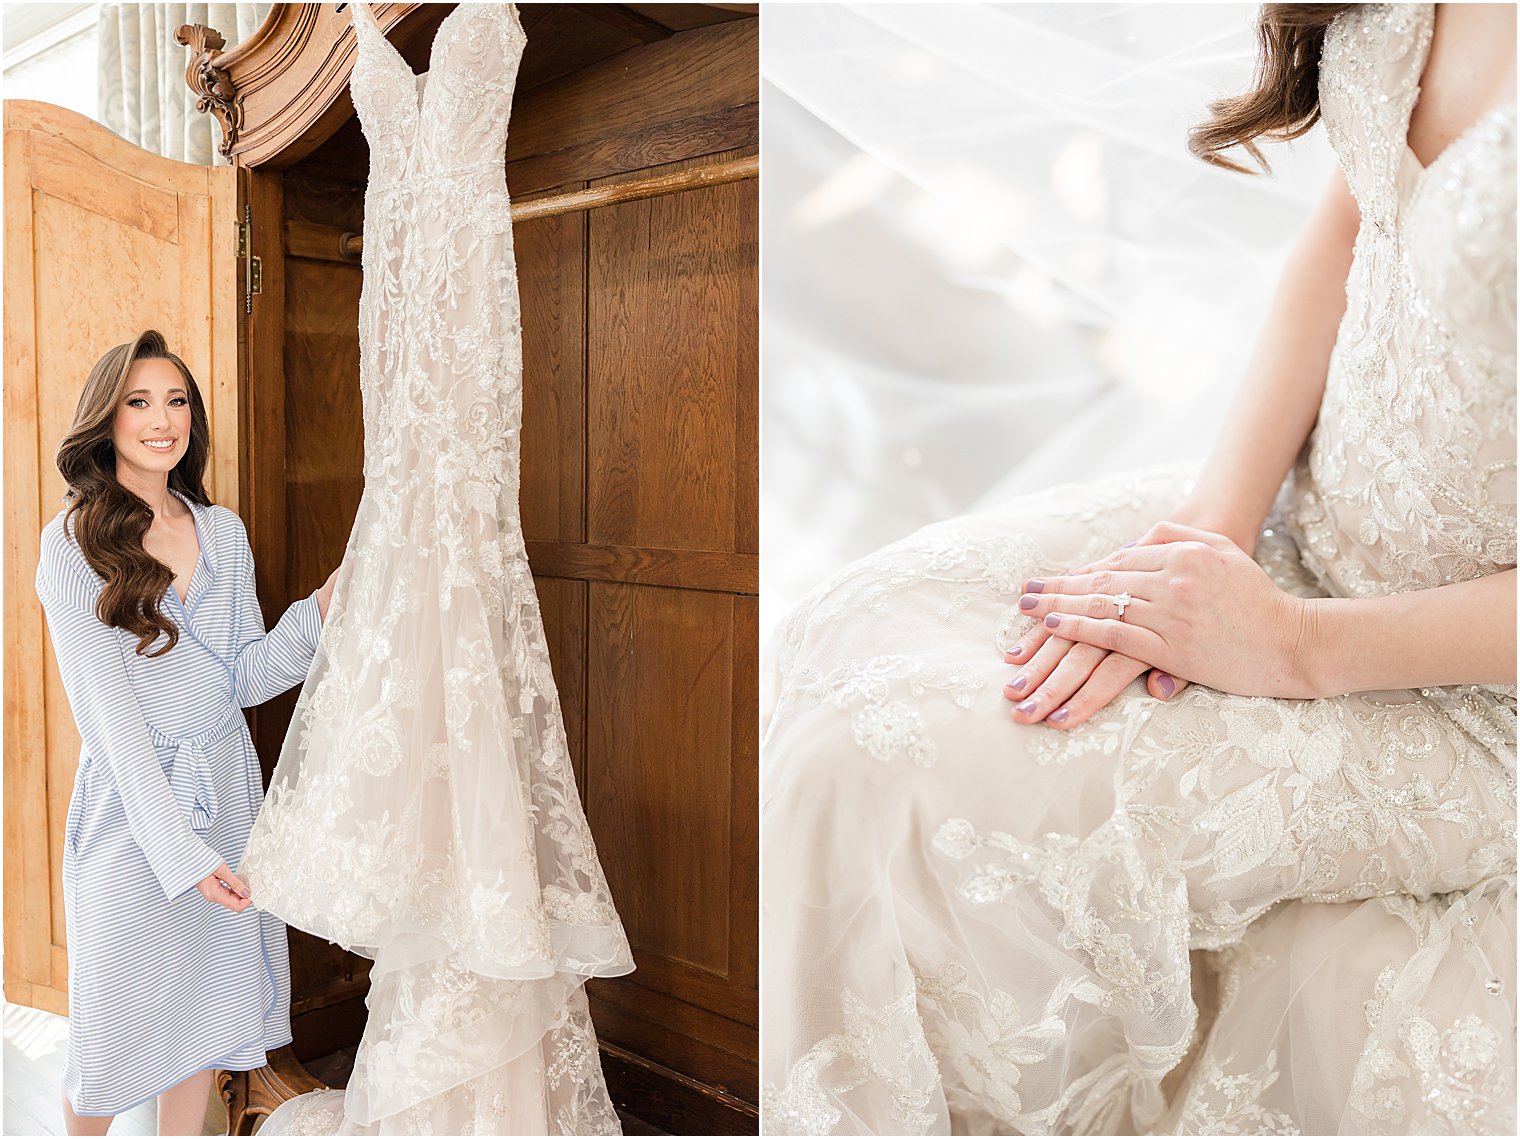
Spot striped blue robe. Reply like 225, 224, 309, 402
34, 486, 323, 1116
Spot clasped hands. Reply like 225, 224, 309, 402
1003, 520, 1315, 729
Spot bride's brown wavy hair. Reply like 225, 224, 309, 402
1189, 3, 1357, 175
55, 329, 214, 657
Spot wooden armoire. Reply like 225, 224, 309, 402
2, 3, 757, 1133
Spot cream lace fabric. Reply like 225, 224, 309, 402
238, 3, 634, 1133
760, 5, 1516, 1134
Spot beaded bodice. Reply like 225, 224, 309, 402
1286, 3, 1517, 599
347, 1, 528, 501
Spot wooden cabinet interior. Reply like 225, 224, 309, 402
237, 5, 758, 1132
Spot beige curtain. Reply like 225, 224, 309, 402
97, 3, 273, 165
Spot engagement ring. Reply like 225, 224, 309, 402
1114, 591, 1132, 619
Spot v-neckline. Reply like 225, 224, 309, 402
1399, 5, 1517, 206
165, 488, 205, 610
352, 3, 528, 115
1402, 101, 1516, 220
353, 0, 469, 112
1405, 100, 1515, 180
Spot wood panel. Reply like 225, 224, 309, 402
527, 541, 757, 593
508, 18, 759, 195
589, 149, 758, 555
589, 584, 736, 973
519, 189, 587, 545
516, 128, 760, 1125
282, 242, 364, 591
3, 101, 239, 1013
241, 169, 288, 618
510, 92, 758, 1127
510, 18, 755, 167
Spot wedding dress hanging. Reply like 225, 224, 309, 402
238, 4, 634, 1133
762, 4, 1516, 1133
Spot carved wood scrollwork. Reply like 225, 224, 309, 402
217, 1046, 329, 1135
175, 23, 241, 157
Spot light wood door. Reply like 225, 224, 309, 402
3, 100, 241, 1013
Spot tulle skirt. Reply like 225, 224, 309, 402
241, 466, 633, 1134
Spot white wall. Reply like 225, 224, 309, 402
2, 4, 101, 123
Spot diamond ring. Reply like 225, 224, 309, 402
1114, 591, 1132, 619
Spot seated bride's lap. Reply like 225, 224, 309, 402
770, 470, 1513, 919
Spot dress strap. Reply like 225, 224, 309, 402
504, 2, 527, 42
1318, 3, 1436, 231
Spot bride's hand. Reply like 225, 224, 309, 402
1015, 521, 1312, 699
1004, 544, 1186, 730
197, 863, 253, 913
1002, 636, 1172, 727
1002, 500, 1265, 726
315, 566, 339, 622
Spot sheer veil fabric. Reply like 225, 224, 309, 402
762, 4, 1515, 1134
238, 4, 634, 1133
759, 3, 1340, 638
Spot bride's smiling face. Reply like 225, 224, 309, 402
113, 358, 191, 481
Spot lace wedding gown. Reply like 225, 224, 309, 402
237, 3, 634, 1133
761, 5, 1516, 1134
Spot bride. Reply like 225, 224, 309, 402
761, 3, 1516, 1134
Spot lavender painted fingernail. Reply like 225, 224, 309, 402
1157, 672, 1176, 697
1019, 594, 1038, 610
1008, 645, 1025, 659
1045, 614, 1061, 628
1026, 579, 1045, 593
1122, 541, 1137, 548
1016, 699, 1036, 715
1049, 708, 1069, 724
1009, 676, 1028, 694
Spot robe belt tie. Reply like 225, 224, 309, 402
150, 703, 245, 835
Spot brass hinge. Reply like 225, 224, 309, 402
237, 205, 262, 312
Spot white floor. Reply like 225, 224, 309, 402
3, 1002, 226, 1136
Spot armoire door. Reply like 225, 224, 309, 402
3, 100, 243, 1013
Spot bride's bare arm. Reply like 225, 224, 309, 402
1015, 5, 1514, 726
1005, 171, 1361, 726
1172, 164, 1360, 553
1299, 567, 1518, 697
1020, 528, 1515, 699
